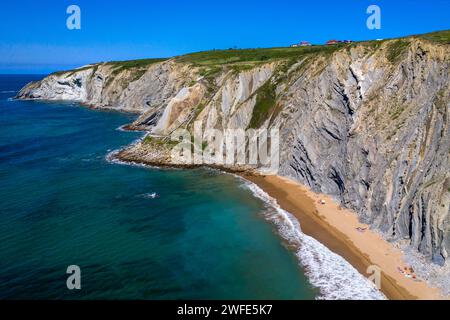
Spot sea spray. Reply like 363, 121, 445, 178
241, 180, 386, 300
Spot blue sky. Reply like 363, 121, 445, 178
0, 0, 449, 73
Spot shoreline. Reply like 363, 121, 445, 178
112, 149, 446, 300
240, 172, 448, 300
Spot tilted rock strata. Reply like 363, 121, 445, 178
17, 38, 450, 265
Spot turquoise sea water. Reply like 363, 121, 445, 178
0, 75, 318, 299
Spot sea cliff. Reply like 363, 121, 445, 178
17, 31, 450, 271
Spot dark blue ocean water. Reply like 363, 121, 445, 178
0, 75, 317, 299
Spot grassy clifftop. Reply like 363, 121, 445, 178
111, 29, 449, 67
175, 45, 343, 66
50, 29, 449, 78
416, 30, 450, 44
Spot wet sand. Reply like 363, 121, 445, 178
241, 173, 447, 300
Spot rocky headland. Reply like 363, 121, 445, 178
17, 31, 450, 295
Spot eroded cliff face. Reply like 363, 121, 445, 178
17, 60, 198, 113
17, 38, 450, 264
272, 40, 449, 265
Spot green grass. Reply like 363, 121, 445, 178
143, 135, 178, 147
143, 136, 158, 145
176, 45, 344, 67
247, 56, 318, 129
97, 30, 449, 74
386, 40, 410, 63
128, 69, 148, 83
434, 88, 448, 113
248, 80, 277, 129
355, 39, 385, 54
417, 30, 450, 44
189, 136, 208, 151
106, 58, 167, 70
230, 63, 265, 73
47, 30, 449, 80
106, 58, 168, 82
199, 65, 222, 77
389, 105, 406, 120
192, 102, 206, 118
382, 30, 450, 64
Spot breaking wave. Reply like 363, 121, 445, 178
105, 149, 158, 169
141, 192, 159, 199
116, 124, 131, 132
242, 180, 386, 300
104, 144, 386, 299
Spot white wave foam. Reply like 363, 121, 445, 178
105, 149, 158, 169
242, 180, 386, 300
116, 124, 130, 132
142, 192, 159, 199
104, 148, 386, 299
105, 134, 148, 165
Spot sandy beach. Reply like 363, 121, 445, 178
241, 173, 448, 300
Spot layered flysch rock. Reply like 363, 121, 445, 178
17, 35, 449, 268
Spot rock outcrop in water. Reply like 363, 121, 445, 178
17, 32, 450, 265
